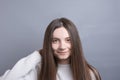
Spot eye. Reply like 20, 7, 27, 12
52, 39, 59, 44
66, 38, 71, 43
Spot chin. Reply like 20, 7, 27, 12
58, 56, 70, 60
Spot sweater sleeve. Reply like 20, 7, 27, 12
0, 51, 41, 80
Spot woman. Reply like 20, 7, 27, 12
0, 17, 101, 80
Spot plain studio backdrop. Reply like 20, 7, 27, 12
0, 0, 120, 80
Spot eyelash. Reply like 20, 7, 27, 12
66, 38, 71, 42
52, 39, 59, 43
52, 38, 71, 43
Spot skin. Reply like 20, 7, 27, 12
52, 27, 71, 64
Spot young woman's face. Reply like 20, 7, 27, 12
52, 27, 71, 64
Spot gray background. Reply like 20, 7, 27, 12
0, 0, 120, 80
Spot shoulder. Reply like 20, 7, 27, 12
23, 50, 41, 66
89, 69, 96, 80
89, 66, 101, 80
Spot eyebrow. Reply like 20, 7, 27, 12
52, 37, 59, 39
52, 37, 70, 39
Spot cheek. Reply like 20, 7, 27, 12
68, 43, 71, 49
52, 44, 59, 50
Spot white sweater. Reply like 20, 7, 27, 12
0, 51, 96, 80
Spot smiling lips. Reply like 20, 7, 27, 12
57, 51, 68, 55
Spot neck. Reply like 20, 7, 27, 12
57, 58, 70, 64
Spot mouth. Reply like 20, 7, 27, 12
57, 51, 68, 54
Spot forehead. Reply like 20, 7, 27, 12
52, 27, 70, 38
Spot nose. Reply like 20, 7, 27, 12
59, 41, 66, 50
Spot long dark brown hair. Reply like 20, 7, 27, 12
38, 17, 101, 80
